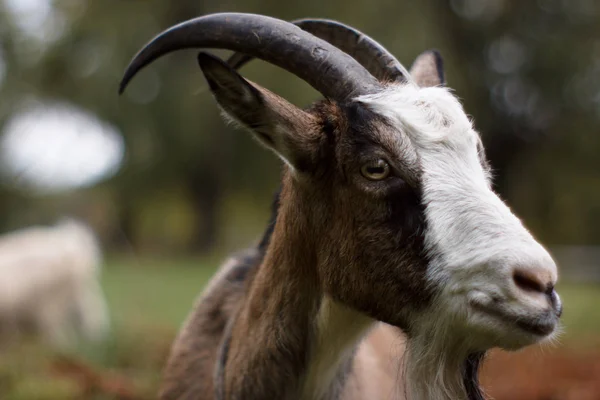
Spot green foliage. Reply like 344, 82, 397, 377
0, 0, 599, 250
101, 257, 218, 329
556, 282, 600, 341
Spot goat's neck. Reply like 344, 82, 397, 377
220, 197, 373, 400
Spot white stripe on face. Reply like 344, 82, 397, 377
358, 84, 558, 349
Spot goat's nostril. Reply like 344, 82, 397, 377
513, 269, 546, 294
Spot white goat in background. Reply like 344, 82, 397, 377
0, 218, 109, 348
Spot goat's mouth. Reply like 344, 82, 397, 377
471, 302, 558, 338
514, 314, 557, 336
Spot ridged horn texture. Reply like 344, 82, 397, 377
119, 13, 383, 100
227, 18, 408, 83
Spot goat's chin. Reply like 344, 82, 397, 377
401, 312, 495, 399
400, 313, 478, 400
497, 324, 563, 352
464, 307, 559, 351
400, 297, 560, 400
403, 333, 486, 400
401, 323, 559, 400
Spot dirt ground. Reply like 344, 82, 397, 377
482, 346, 600, 400
44, 345, 600, 400
11, 339, 599, 399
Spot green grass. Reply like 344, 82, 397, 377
102, 256, 219, 330
0, 257, 222, 400
1, 257, 599, 399
101, 258, 600, 343
556, 282, 600, 341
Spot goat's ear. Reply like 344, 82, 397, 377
409, 50, 445, 87
197, 52, 319, 172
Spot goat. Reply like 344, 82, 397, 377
0, 218, 109, 348
120, 13, 563, 400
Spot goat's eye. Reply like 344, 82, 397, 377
360, 159, 390, 180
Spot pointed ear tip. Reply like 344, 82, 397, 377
197, 52, 233, 73
416, 50, 444, 83
197, 51, 215, 68
411, 49, 446, 87
422, 49, 443, 64
431, 49, 444, 64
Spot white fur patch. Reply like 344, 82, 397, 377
357, 83, 556, 304
358, 83, 558, 399
301, 296, 373, 400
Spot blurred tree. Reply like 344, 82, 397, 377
0, 0, 598, 252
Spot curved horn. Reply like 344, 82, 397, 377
227, 18, 408, 83
119, 13, 382, 100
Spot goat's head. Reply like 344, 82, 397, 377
120, 12, 561, 394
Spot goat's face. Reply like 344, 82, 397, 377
198, 51, 561, 353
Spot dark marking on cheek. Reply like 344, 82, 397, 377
321, 182, 431, 330
388, 187, 427, 243
375, 186, 434, 327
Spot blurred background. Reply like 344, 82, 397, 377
0, 0, 599, 399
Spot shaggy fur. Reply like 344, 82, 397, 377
158, 49, 561, 400
0, 219, 109, 348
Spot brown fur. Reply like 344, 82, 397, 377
160, 224, 409, 400
160, 108, 427, 399
160, 53, 448, 400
